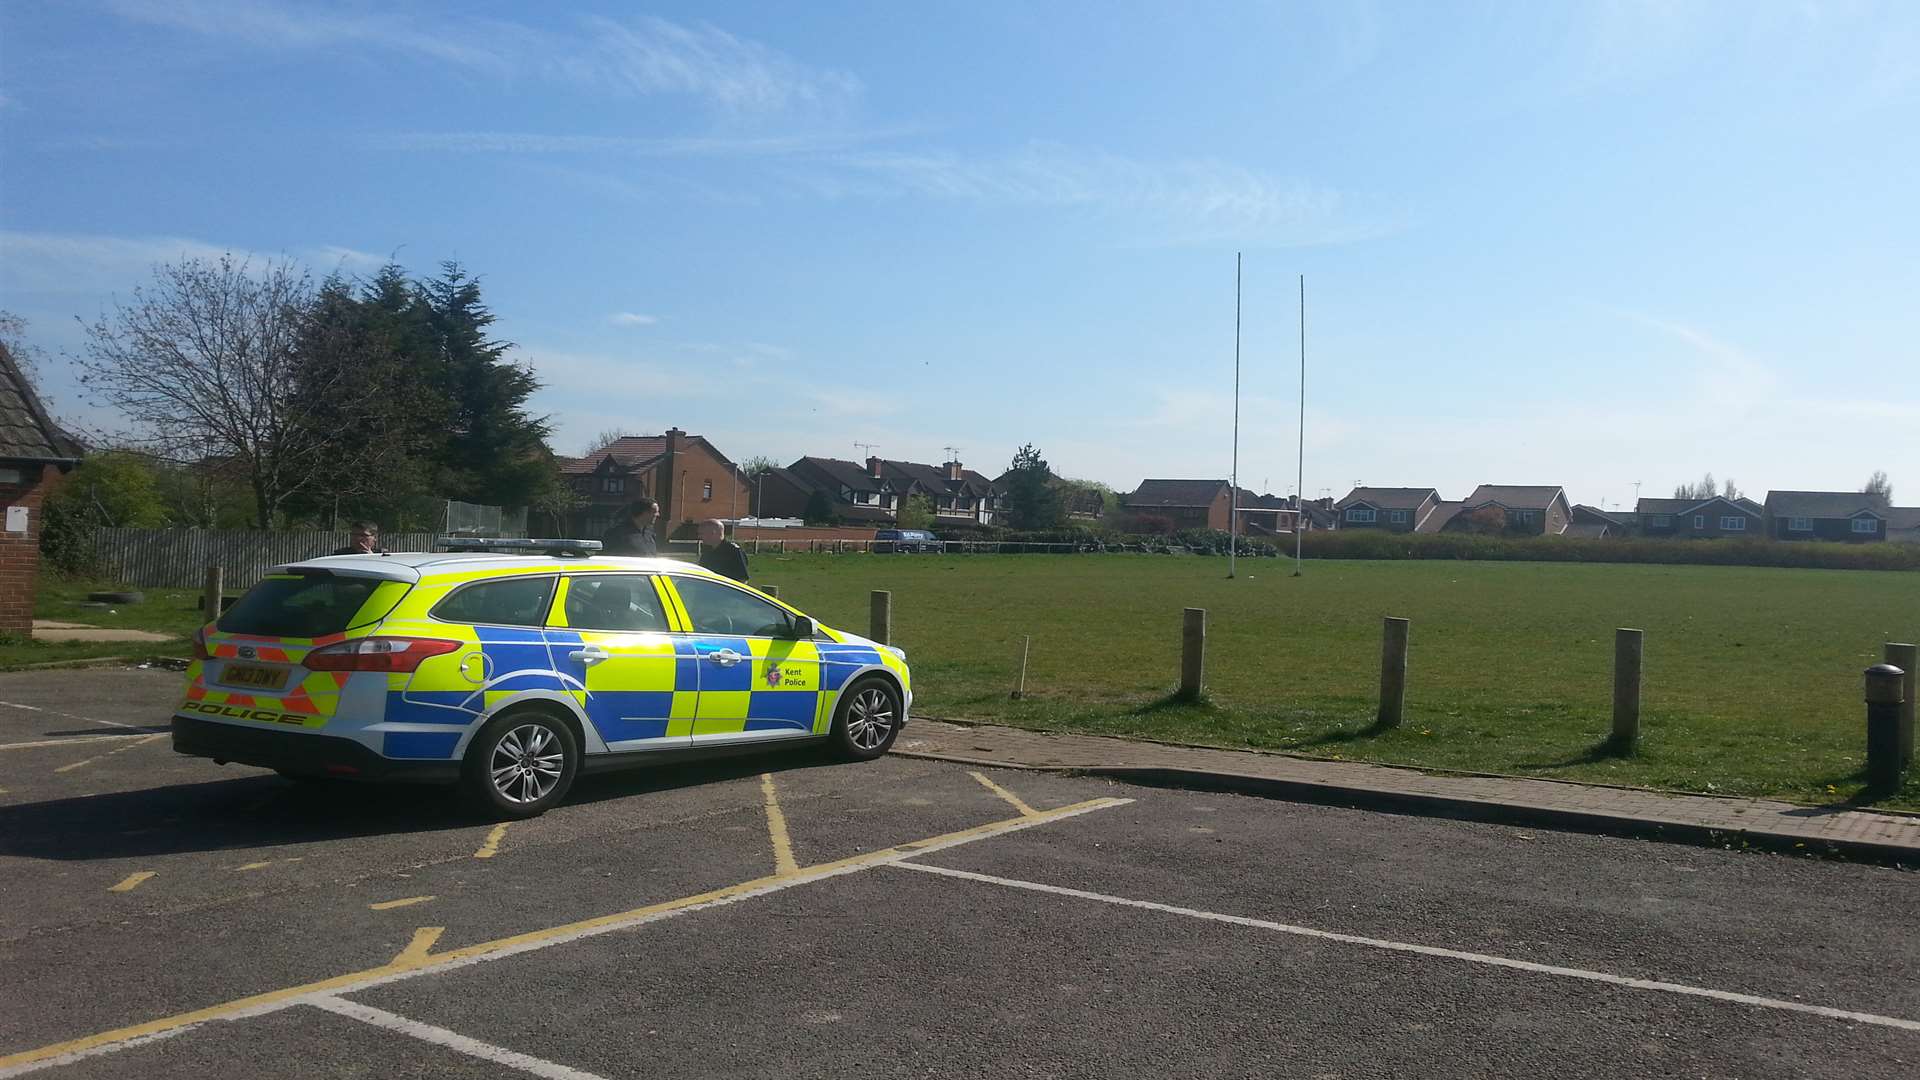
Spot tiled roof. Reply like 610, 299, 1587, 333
558, 435, 670, 476
1465, 485, 1565, 511
881, 459, 996, 497
1635, 498, 1693, 516
1562, 522, 1614, 539
1416, 502, 1466, 533
1335, 487, 1438, 511
1234, 489, 1293, 510
1571, 504, 1624, 526
1126, 479, 1229, 508
791, 456, 893, 492
1763, 491, 1885, 519
1885, 507, 1920, 530
0, 344, 82, 463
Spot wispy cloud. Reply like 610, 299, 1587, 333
0, 230, 382, 293
608, 312, 659, 327
108, 1, 861, 116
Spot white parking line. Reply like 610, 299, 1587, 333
0, 700, 146, 730
307, 997, 608, 1080
892, 862, 1920, 1034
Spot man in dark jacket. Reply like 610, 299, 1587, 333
601, 498, 659, 557
332, 522, 386, 556
696, 519, 749, 582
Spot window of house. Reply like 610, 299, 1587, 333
1789, 517, 1812, 531
854, 492, 875, 505
601, 477, 624, 494
702, 480, 713, 501
1720, 516, 1746, 531
1693, 515, 1705, 529
1347, 507, 1376, 523
1516, 510, 1537, 523
1390, 510, 1408, 524
1650, 514, 1672, 527
1852, 517, 1879, 534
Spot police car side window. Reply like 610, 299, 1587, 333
431, 576, 556, 627
564, 575, 669, 632
673, 577, 793, 638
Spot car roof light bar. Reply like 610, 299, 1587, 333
435, 537, 604, 557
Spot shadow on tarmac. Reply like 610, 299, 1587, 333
0, 747, 837, 862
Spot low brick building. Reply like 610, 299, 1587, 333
0, 344, 84, 634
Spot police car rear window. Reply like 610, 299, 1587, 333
218, 575, 400, 638
431, 576, 556, 627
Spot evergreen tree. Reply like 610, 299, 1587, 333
1004, 443, 1063, 530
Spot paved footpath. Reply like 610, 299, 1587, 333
899, 718, 1920, 863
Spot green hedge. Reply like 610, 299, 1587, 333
1299, 530, 1920, 571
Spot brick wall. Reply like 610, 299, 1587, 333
0, 462, 52, 635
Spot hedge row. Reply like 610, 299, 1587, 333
1298, 530, 1920, 571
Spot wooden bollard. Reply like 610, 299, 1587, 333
870, 590, 891, 646
202, 565, 223, 618
1885, 642, 1916, 764
1613, 628, 1643, 746
1378, 616, 1409, 727
1178, 607, 1206, 701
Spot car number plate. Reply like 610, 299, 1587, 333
221, 663, 289, 691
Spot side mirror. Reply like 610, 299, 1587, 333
789, 616, 816, 639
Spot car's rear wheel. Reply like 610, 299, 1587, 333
462, 708, 579, 819
830, 677, 902, 761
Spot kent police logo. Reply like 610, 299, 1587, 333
764, 665, 783, 688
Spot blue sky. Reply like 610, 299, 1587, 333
2, 1, 1916, 510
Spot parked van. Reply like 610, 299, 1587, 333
874, 529, 939, 553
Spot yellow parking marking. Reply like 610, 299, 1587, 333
391, 927, 444, 967
231, 858, 302, 872
0, 734, 146, 752
0, 796, 1132, 1077
761, 773, 799, 876
108, 872, 156, 893
473, 823, 510, 859
969, 770, 1040, 817
369, 896, 435, 911
53, 733, 164, 773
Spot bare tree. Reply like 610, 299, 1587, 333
582, 428, 631, 456
1865, 470, 1893, 507
76, 255, 372, 528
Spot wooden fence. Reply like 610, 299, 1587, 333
91, 529, 438, 590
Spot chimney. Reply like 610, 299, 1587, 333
867, 456, 883, 478
665, 427, 685, 453
946, 460, 963, 482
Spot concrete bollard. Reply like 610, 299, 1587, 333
870, 590, 891, 646
1865, 664, 1908, 791
202, 565, 223, 618
1378, 616, 1409, 727
1178, 607, 1206, 701
1885, 642, 1916, 765
1613, 628, 1643, 746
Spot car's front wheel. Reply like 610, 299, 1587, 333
830, 677, 902, 761
462, 708, 579, 819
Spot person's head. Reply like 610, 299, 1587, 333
624, 498, 658, 530
348, 522, 380, 553
697, 519, 724, 545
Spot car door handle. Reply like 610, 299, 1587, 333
568, 645, 610, 665
708, 648, 743, 667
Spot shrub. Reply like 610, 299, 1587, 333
1299, 531, 1920, 571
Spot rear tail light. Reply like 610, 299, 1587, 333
192, 623, 213, 661
303, 637, 462, 673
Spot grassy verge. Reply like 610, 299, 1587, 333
6, 578, 203, 669
750, 554, 1920, 811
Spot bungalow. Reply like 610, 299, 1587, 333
1633, 495, 1763, 539
1333, 487, 1442, 532
1566, 504, 1626, 539
1762, 491, 1889, 542
1445, 485, 1572, 536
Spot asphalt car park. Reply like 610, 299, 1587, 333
2, 668, 1917, 1079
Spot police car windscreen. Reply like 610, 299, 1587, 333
217, 575, 395, 638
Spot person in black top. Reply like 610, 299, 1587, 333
332, 522, 387, 556
697, 519, 749, 582
601, 498, 659, 557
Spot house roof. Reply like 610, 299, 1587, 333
790, 456, 894, 493
1763, 491, 1886, 519
1126, 479, 1229, 508
1465, 485, 1565, 511
1734, 496, 1764, 515
1235, 489, 1293, 511
1571, 504, 1624, 526
1635, 498, 1693, 516
1680, 495, 1762, 518
559, 433, 735, 477
1562, 522, 1614, 539
1416, 502, 1467, 533
0, 343, 83, 464
1335, 487, 1438, 511
1882, 507, 1920, 531
881, 459, 996, 497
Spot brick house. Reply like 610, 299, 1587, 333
758, 457, 900, 524
1124, 480, 1233, 530
1444, 485, 1573, 536
1633, 495, 1764, 539
0, 343, 84, 634
1233, 490, 1302, 535
1334, 487, 1442, 532
1762, 491, 1889, 542
557, 429, 750, 538
881, 459, 1002, 525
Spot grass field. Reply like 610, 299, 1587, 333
2, 579, 202, 669
751, 554, 1920, 811
24, 555, 1919, 810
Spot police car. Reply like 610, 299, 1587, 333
171, 540, 910, 819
